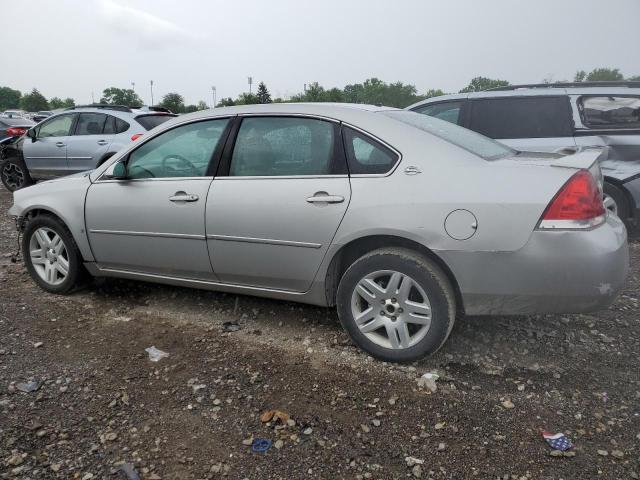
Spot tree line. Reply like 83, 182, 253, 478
2, 67, 638, 113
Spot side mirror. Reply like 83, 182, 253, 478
27, 129, 37, 142
103, 161, 128, 180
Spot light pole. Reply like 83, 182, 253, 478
248, 76, 253, 94
150, 80, 154, 106
211, 86, 216, 108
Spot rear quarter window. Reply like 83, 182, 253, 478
135, 114, 176, 131
468, 96, 573, 139
580, 95, 640, 129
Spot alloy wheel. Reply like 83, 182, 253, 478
350, 270, 432, 349
29, 227, 70, 286
1, 162, 25, 190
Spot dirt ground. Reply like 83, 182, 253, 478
0, 185, 638, 480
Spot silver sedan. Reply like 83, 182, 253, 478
8, 104, 629, 362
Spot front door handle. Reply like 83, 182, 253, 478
55, 142, 65, 147
97, 140, 108, 146
169, 191, 199, 202
306, 191, 345, 204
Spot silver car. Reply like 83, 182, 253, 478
8, 103, 629, 362
0, 105, 176, 191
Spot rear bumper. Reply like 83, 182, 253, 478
439, 215, 629, 316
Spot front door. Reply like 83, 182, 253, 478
22, 113, 76, 177
66, 112, 114, 173
207, 115, 351, 291
85, 118, 231, 279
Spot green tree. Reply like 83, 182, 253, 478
19, 88, 49, 111
183, 105, 198, 113
100, 87, 142, 106
342, 78, 425, 107
256, 82, 272, 104
574, 70, 587, 82
586, 68, 623, 81
235, 93, 259, 105
459, 76, 510, 93
423, 89, 445, 99
628, 75, 640, 81
197, 100, 208, 110
216, 97, 236, 107
49, 97, 75, 109
159, 92, 185, 113
0, 87, 21, 110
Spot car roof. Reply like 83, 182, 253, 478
407, 83, 640, 109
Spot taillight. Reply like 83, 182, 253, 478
6, 127, 26, 137
538, 170, 606, 229
131, 133, 143, 141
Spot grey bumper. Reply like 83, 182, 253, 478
439, 215, 629, 316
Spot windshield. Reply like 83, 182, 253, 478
135, 114, 177, 131
381, 110, 515, 161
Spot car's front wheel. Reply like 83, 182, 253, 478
0, 157, 33, 191
336, 248, 456, 362
22, 215, 84, 294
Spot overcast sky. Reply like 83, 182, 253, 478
3, 0, 639, 105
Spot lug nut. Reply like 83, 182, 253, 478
398, 308, 403, 313
380, 311, 386, 316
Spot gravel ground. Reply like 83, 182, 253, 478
0, 184, 639, 480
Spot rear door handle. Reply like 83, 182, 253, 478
97, 140, 108, 146
306, 192, 345, 204
169, 192, 199, 202
55, 142, 65, 147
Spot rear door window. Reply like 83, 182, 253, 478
580, 96, 640, 129
413, 101, 463, 125
229, 117, 336, 176
75, 113, 107, 135
468, 96, 573, 139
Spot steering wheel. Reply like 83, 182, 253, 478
161, 154, 198, 177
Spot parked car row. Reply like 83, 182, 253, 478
408, 81, 640, 229
7, 100, 629, 362
0, 104, 176, 190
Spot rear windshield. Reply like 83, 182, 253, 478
381, 110, 515, 160
135, 114, 176, 131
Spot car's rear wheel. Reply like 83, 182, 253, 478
1, 157, 33, 191
22, 215, 84, 294
336, 248, 456, 362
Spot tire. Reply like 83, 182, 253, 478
603, 182, 630, 221
1, 156, 33, 191
22, 214, 85, 294
336, 247, 456, 362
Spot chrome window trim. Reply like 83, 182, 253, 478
95, 176, 214, 184
207, 234, 321, 249
341, 121, 403, 178
214, 174, 348, 181
89, 229, 206, 240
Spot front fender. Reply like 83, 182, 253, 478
9, 175, 94, 261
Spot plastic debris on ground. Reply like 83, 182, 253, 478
144, 346, 169, 362
118, 463, 141, 480
16, 380, 42, 393
222, 321, 241, 332
417, 372, 439, 393
251, 438, 272, 453
260, 409, 290, 425
542, 431, 573, 451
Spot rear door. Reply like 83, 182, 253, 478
22, 113, 76, 177
66, 113, 114, 173
206, 115, 351, 291
466, 95, 576, 153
